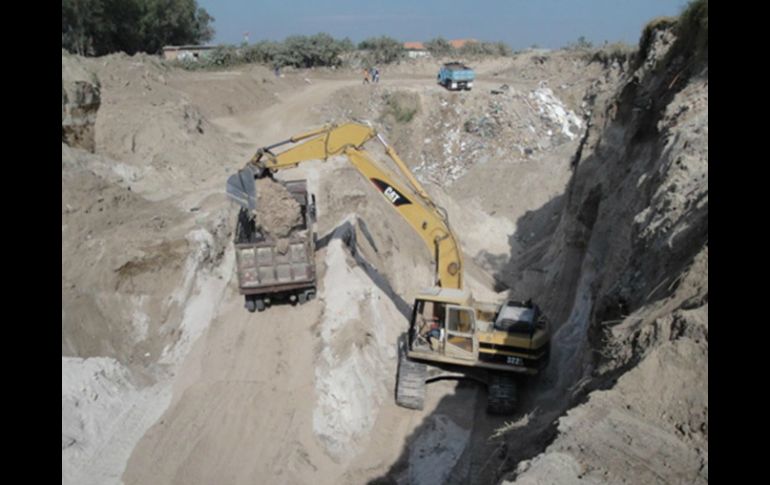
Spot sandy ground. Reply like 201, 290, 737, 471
63, 41, 706, 485
61, 53, 604, 484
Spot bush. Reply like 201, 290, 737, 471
424, 37, 454, 57
589, 42, 636, 67
675, 0, 708, 64
280, 33, 346, 68
176, 33, 351, 70
459, 41, 512, 57
208, 45, 239, 66
358, 36, 405, 65
243, 41, 282, 64
62, 0, 214, 56
382, 92, 420, 124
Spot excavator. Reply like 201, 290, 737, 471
226, 122, 551, 414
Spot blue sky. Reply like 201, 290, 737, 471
199, 0, 688, 50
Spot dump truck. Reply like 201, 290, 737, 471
231, 178, 317, 312
437, 62, 475, 91
226, 122, 551, 413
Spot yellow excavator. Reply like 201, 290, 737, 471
226, 122, 551, 414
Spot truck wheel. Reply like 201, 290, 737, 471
487, 373, 517, 415
256, 299, 266, 312
395, 352, 426, 410
245, 297, 257, 313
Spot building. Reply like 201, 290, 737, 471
402, 39, 480, 58
403, 41, 429, 59
162, 45, 218, 61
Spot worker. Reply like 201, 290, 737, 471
426, 319, 440, 350
363, 68, 370, 84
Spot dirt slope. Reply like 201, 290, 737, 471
496, 22, 708, 485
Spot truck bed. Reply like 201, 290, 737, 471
235, 231, 315, 294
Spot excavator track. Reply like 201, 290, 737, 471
396, 352, 427, 410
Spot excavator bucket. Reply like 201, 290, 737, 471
226, 166, 258, 210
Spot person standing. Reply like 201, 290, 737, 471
363, 68, 370, 84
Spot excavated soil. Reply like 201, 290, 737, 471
253, 177, 302, 239
62, 32, 706, 485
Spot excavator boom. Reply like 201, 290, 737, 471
227, 122, 463, 289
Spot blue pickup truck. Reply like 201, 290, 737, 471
437, 62, 475, 91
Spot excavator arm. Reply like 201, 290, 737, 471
228, 122, 463, 289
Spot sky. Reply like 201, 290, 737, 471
197, 0, 688, 50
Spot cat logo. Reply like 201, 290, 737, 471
370, 178, 412, 207
384, 186, 401, 205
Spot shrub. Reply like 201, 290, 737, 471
589, 42, 636, 67
459, 41, 512, 57
382, 92, 420, 124
424, 37, 454, 57
675, 0, 708, 64
358, 36, 405, 65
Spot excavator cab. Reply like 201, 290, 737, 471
409, 289, 479, 362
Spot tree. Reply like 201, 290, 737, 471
62, 0, 215, 56
424, 37, 453, 57
358, 36, 405, 64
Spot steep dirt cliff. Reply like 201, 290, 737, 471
498, 11, 708, 485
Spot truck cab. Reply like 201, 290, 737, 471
437, 62, 475, 91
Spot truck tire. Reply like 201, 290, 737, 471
487, 373, 517, 415
245, 297, 257, 313
396, 352, 426, 410
256, 299, 266, 312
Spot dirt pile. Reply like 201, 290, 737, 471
253, 177, 302, 240
62, 50, 101, 151
69, 52, 242, 200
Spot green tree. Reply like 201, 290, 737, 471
358, 36, 405, 64
424, 37, 454, 56
62, 0, 215, 56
